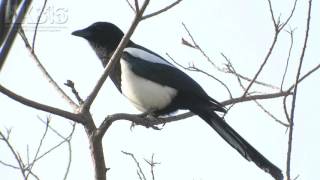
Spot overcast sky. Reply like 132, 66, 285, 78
1, 0, 319, 180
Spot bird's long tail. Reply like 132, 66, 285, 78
192, 108, 283, 180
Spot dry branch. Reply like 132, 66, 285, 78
286, 1, 312, 179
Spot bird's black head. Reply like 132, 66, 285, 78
72, 22, 124, 48
72, 22, 125, 65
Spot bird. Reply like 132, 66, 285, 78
72, 22, 283, 180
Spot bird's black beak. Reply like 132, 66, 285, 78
71, 28, 91, 38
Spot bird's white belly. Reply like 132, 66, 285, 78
120, 60, 177, 112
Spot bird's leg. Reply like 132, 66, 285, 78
138, 108, 157, 118
130, 108, 161, 130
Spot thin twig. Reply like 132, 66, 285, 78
221, 53, 287, 126
62, 139, 73, 180
279, 0, 298, 31
281, 28, 296, 90
242, 31, 278, 96
0, 131, 26, 178
141, 0, 183, 20
286, 1, 312, 179
0, 160, 19, 169
64, 80, 84, 105
122, 151, 147, 180
255, 100, 289, 127
0, 84, 82, 123
26, 122, 76, 168
166, 52, 233, 98
31, 0, 48, 52
283, 95, 291, 123
125, 0, 136, 12
26, 116, 51, 179
18, 28, 79, 110
287, 63, 320, 92
144, 154, 160, 180
182, 22, 222, 71
243, 0, 298, 96
267, 0, 278, 29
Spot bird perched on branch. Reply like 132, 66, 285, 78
72, 22, 283, 180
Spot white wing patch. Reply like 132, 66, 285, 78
120, 59, 177, 112
123, 47, 175, 67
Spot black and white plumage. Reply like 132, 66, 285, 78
72, 22, 283, 180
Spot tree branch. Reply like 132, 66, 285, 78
243, 0, 298, 96
18, 28, 79, 110
286, 1, 312, 179
98, 90, 292, 137
281, 28, 295, 90
0, 130, 27, 179
31, 0, 48, 52
141, 0, 183, 20
0, 84, 82, 123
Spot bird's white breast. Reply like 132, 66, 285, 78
120, 59, 177, 112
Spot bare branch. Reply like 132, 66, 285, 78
62, 137, 73, 180
141, 0, 183, 20
243, 0, 298, 96
144, 154, 160, 180
0, 160, 19, 169
98, 90, 292, 137
26, 120, 76, 170
18, 29, 79, 110
182, 22, 222, 71
125, 0, 136, 12
267, 0, 298, 31
255, 100, 289, 127
267, 0, 278, 30
279, 0, 298, 31
288, 63, 320, 92
64, 80, 84, 105
0, 130, 27, 179
31, 0, 48, 52
0, 84, 82, 123
181, 25, 280, 91
26, 116, 50, 179
122, 151, 147, 180
222, 54, 280, 90
281, 28, 296, 90
286, 1, 312, 179
134, 0, 140, 12
283, 95, 291, 123
242, 32, 278, 96
166, 53, 233, 98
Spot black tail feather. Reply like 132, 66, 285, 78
192, 108, 283, 180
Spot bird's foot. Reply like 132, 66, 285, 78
130, 109, 161, 130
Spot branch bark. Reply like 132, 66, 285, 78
0, 84, 82, 123
286, 1, 312, 179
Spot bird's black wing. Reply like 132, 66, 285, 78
122, 48, 224, 112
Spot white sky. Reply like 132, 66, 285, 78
1, 0, 319, 180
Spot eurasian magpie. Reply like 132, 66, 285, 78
72, 22, 283, 180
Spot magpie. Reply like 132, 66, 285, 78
72, 22, 283, 180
